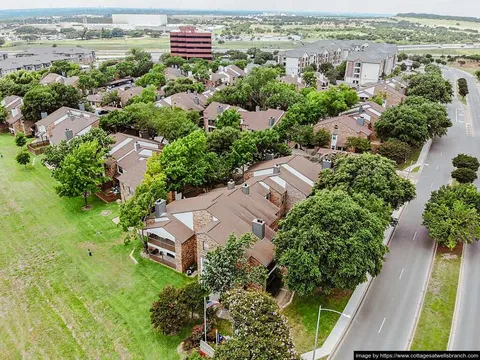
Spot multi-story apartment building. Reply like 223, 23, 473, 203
0, 47, 95, 77
278, 40, 397, 85
170, 26, 213, 61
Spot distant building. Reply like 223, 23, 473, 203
170, 26, 213, 61
278, 40, 397, 85
112, 14, 167, 26
0, 47, 95, 77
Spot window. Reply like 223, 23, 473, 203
166, 252, 175, 259
117, 166, 124, 174
355, 62, 361, 68
203, 241, 209, 251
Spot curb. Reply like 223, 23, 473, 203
447, 243, 466, 350
406, 242, 437, 350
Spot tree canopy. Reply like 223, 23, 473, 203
213, 289, 299, 360
215, 109, 241, 130
52, 140, 109, 208
374, 105, 429, 148
201, 233, 267, 295
314, 153, 416, 210
423, 184, 480, 249
22, 83, 84, 122
274, 189, 389, 295
452, 153, 480, 172
406, 72, 453, 103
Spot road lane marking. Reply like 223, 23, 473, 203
378, 318, 386, 334
399, 268, 405, 280
430, 182, 434, 189
436, 165, 439, 170
413, 231, 417, 241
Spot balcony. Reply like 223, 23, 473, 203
148, 235, 176, 253
149, 253, 176, 269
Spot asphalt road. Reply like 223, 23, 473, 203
331, 68, 471, 358
448, 68, 480, 351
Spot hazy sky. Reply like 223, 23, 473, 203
1, 0, 480, 18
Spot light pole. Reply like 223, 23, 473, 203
311, 305, 351, 360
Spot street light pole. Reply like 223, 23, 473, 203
312, 305, 322, 360
311, 305, 351, 360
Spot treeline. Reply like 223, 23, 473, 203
397, 13, 480, 23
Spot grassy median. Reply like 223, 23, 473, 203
411, 245, 462, 350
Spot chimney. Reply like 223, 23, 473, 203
217, 105, 223, 114
134, 141, 139, 152
322, 159, 332, 169
193, 96, 199, 105
227, 179, 235, 190
357, 117, 365, 126
65, 128, 73, 141
268, 116, 275, 128
255, 105, 260, 112
61, 71, 66, 77
273, 164, 281, 174
11, 108, 18, 117
252, 218, 265, 239
265, 152, 274, 160
156, 94, 162, 101
154, 199, 166, 217
242, 183, 249, 195
175, 191, 182, 201
40, 112, 48, 119
359, 105, 364, 114
78, 103, 85, 111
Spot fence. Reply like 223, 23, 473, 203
27, 140, 50, 155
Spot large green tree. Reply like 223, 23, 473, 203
201, 233, 267, 295
152, 107, 198, 142
213, 289, 299, 360
207, 126, 241, 155
151, 130, 215, 192
374, 105, 429, 148
307, 84, 359, 117
404, 96, 452, 138
274, 190, 389, 295
423, 184, 480, 249
215, 108, 241, 130
406, 73, 453, 103
315, 153, 416, 210
22, 83, 83, 122
53, 140, 109, 208
0, 103, 7, 124
451, 168, 478, 184
377, 139, 412, 165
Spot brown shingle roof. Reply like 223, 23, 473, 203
203, 101, 246, 121
240, 109, 285, 131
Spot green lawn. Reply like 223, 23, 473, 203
283, 289, 352, 354
397, 147, 422, 171
411, 246, 462, 350
0, 134, 192, 359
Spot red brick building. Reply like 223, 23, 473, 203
170, 26, 213, 61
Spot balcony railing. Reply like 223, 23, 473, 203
148, 236, 176, 253
149, 253, 176, 269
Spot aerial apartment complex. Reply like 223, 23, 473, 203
169, 26, 213, 61
278, 40, 397, 86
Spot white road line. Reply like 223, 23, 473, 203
436, 165, 439, 170
378, 318, 386, 334
399, 268, 405, 280
441, 152, 443, 156
430, 182, 434, 189
413, 231, 417, 241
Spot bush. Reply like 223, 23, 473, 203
452, 154, 480, 172
451, 168, 478, 184
377, 139, 412, 165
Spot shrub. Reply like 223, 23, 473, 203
452, 154, 480, 172
451, 168, 478, 184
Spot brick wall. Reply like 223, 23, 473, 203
269, 188, 286, 217
196, 233, 218, 267
178, 235, 197, 272
285, 183, 308, 212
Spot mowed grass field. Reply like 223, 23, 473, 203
0, 134, 191, 359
